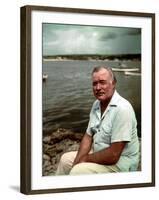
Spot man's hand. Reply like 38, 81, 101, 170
74, 141, 126, 166
73, 154, 89, 166
72, 134, 92, 166
78, 154, 89, 163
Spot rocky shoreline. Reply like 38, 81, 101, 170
43, 128, 83, 176
43, 128, 141, 176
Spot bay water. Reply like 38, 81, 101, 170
42, 60, 141, 137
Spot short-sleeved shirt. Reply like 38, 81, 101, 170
86, 90, 140, 172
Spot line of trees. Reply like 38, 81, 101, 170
43, 54, 141, 61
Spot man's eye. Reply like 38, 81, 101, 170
100, 81, 107, 85
93, 82, 97, 86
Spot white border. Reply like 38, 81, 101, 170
31, 10, 152, 190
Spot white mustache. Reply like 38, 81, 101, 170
96, 92, 105, 95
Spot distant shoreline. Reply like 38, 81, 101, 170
43, 58, 76, 62
43, 58, 113, 62
43, 58, 141, 62
43, 54, 141, 62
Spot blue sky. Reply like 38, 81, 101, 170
43, 23, 141, 56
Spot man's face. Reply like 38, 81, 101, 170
92, 68, 115, 102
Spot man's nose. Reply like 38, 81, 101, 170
96, 83, 101, 90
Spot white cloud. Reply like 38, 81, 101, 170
43, 24, 141, 55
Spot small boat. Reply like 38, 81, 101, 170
112, 68, 139, 72
124, 71, 141, 76
43, 74, 48, 81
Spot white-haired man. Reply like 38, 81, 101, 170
56, 66, 139, 175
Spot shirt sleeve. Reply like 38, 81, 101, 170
86, 120, 93, 136
86, 101, 98, 136
111, 105, 135, 143
86, 109, 94, 136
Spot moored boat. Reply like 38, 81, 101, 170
43, 74, 48, 81
124, 71, 141, 76
112, 68, 139, 72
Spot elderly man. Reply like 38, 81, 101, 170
56, 66, 139, 175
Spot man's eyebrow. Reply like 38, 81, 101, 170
93, 79, 107, 81
99, 80, 107, 82
92, 80, 107, 84
96, 80, 107, 82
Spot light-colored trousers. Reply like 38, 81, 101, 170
55, 151, 120, 175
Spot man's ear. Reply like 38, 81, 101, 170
112, 80, 116, 87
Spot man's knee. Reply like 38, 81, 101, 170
58, 151, 77, 168
59, 152, 69, 165
56, 152, 76, 175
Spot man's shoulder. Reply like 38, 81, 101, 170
115, 93, 134, 113
115, 92, 131, 106
90, 100, 100, 113
92, 99, 99, 108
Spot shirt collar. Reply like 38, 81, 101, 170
94, 90, 120, 118
95, 90, 119, 109
109, 90, 120, 106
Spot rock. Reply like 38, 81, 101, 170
43, 154, 50, 161
43, 135, 51, 143
67, 143, 79, 151
45, 165, 53, 172
43, 160, 51, 168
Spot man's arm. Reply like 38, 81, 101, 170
73, 133, 93, 166
78, 142, 126, 165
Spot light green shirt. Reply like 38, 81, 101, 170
86, 91, 140, 172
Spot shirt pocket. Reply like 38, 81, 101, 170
101, 120, 112, 134
100, 122, 112, 144
99, 132, 111, 144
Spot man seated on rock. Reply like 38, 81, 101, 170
56, 66, 140, 175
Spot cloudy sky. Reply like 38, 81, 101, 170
43, 23, 141, 56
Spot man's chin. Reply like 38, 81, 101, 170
96, 96, 106, 101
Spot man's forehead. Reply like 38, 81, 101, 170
92, 69, 110, 78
